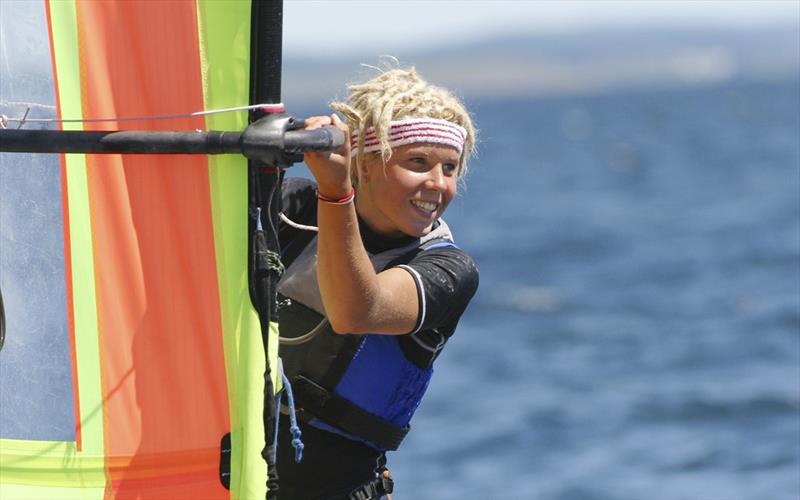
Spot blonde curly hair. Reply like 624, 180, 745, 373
331, 67, 476, 183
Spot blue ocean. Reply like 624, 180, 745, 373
374, 79, 800, 499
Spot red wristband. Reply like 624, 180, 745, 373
317, 187, 355, 205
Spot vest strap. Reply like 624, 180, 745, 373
292, 375, 410, 451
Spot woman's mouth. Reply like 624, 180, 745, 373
410, 199, 439, 215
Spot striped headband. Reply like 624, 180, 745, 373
350, 117, 467, 156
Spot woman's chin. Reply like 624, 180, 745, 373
410, 222, 435, 238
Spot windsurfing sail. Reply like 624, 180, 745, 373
0, 1, 305, 498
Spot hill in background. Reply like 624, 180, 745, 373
283, 26, 799, 109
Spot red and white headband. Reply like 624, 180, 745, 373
350, 117, 467, 157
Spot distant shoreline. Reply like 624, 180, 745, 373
283, 26, 799, 105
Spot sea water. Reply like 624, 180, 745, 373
385, 79, 800, 500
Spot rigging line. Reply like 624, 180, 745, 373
279, 212, 319, 232
279, 317, 329, 346
264, 169, 282, 247
0, 101, 56, 110
0, 287, 5, 352
17, 107, 30, 130
0, 102, 286, 124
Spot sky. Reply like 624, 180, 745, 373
283, 0, 800, 56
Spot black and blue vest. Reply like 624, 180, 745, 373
277, 220, 455, 451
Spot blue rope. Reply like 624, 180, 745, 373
271, 381, 282, 463
281, 372, 304, 463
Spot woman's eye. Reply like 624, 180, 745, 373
443, 163, 458, 174
406, 157, 427, 169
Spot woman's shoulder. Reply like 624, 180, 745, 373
397, 227, 479, 336
416, 220, 479, 283
406, 242, 479, 294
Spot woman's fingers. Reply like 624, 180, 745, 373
329, 113, 350, 156
305, 114, 348, 136
304, 115, 333, 130
302, 113, 352, 192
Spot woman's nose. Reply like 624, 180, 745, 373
426, 164, 447, 191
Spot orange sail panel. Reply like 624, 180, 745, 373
76, 3, 229, 496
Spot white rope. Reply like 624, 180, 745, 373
0, 102, 54, 129
275, 212, 322, 346
279, 212, 318, 232
0, 102, 285, 124
0, 101, 56, 111
279, 317, 329, 345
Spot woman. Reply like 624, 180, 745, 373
275, 67, 478, 499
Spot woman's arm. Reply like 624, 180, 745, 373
303, 115, 419, 335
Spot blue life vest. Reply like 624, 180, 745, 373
277, 221, 455, 450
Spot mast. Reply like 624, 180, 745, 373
250, 0, 283, 107
249, 1, 284, 498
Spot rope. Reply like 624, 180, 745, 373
283, 372, 304, 463
271, 360, 306, 464
272, 373, 282, 463
279, 317, 329, 346
274, 367, 304, 463
0, 101, 55, 110
275, 211, 321, 345
0, 102, 285, 125
266, 250, 285, 276
255, 207, 285, 277
279, 212, 319, 232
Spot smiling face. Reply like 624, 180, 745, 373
355, 143, 461, 238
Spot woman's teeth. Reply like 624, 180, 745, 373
411, 200, 438, 213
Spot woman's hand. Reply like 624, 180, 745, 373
303, 113, 352, 199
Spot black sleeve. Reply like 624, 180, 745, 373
398, 247, 479, 335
